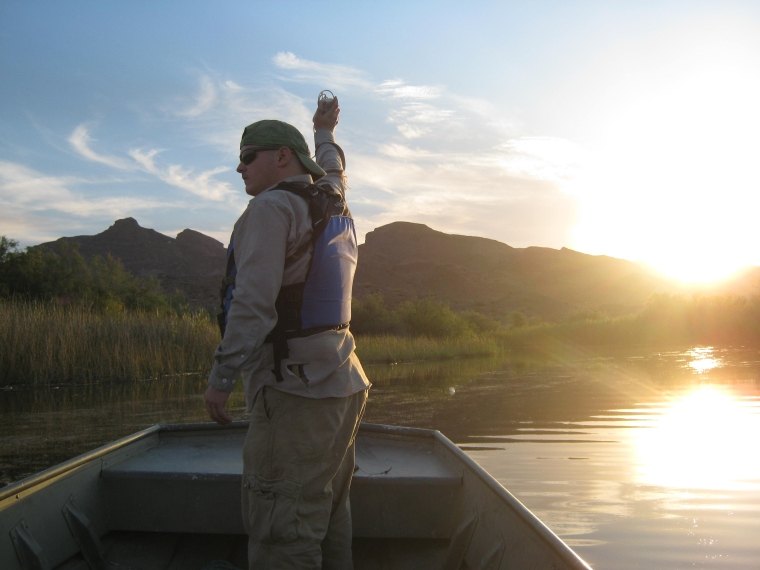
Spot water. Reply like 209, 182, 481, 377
2, 346, 760, 568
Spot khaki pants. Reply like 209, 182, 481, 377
241, 387, 368, 569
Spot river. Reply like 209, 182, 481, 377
2, 345, 759, 568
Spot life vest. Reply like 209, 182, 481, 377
217, 181, 357, 381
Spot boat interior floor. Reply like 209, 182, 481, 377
55, 531, 451, 570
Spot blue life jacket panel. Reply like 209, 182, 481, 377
301, 215, 356, 329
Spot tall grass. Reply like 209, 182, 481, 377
355, 334, 502, 364
8, 299, 718, 386
1, 300, 503, 387
19, 292, 753, 386
0, 299, 219, 386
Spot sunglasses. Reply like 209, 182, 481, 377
239, 147, 279, 165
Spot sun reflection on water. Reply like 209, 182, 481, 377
632, 384, 760, 491
685, 346, 722, 374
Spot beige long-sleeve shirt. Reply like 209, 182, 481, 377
208, 129, 370, 408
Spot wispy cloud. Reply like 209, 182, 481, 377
68, 124, 133, 170
0, 160, 81, 206
347, 142, 577, 248
165, 74, 317, 157
0, 160, 172, 244
492, 137, 587, 183
376, 80, 442, 100
273, 52, 373, 90
129, 148, 234, 201
387, 101, 454, 139
68, 122, 235, 202
377, 143, 439, 160
0, 161, 168, 215
176, 75, 217, 118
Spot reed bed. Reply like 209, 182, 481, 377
1, 300, 505, 386
0, 300, 219, 386
355, 334, 502, 364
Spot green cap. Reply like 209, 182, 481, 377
240, 120, 325, 179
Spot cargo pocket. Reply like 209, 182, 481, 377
243, 475, 302, 544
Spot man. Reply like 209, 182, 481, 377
204, 97, 370, 569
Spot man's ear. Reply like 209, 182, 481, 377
277, 146, 308, 174
276, 146, 294, 165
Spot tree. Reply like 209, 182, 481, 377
352, 293, 401, 335
397, 298, 473, 338
0, 236, 19, 263
0, 236, 177, 312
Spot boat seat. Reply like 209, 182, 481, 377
352, 434, 462, 539
101, 429, 246, 535
101, 428, 463, 540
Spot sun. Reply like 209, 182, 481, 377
645, 251, 748, 285
566, 27, 760, 284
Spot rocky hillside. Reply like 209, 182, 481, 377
354, 222, 675, 320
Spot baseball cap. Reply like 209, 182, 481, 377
240, 120, 325, 179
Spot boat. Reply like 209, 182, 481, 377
1, 422, 592, 569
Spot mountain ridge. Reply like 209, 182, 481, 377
36, 218, 759, 321
354, 221, 673, 319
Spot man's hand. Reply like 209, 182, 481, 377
204, 386, 233, 425
313, 96, 340, 132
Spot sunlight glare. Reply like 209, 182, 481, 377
632, 385, 760, 491
686, 347, 721, 374
688, 358, 720, 375
567, 28, 760, 284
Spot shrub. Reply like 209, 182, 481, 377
0, 235, 178, 312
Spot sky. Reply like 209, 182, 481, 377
2, 0, 759, 283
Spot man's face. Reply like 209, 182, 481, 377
236, 145, 280, 196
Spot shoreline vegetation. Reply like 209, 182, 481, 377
2, 235, 759, 387
2, 292, 760, 387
